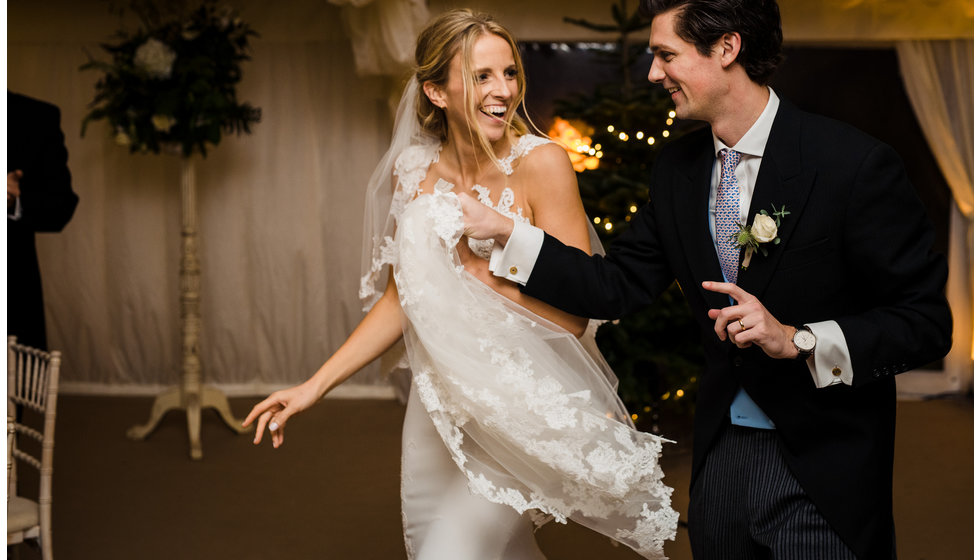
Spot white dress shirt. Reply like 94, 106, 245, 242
490, 87, 853, 388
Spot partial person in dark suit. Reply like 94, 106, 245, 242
7, 91, 79, 350
458, 1, 952, 558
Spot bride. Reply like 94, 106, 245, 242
244, 9, 678, 559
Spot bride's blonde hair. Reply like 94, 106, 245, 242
414, 9, 530, 159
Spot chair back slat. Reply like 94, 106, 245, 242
7, 336, 61, 558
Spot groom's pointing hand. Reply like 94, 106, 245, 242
703, 281, 798, 360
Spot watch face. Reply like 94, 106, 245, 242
794, 329, 817, 351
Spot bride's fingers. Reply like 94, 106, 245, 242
252, 410, 273, 445
242, 395, 279, 427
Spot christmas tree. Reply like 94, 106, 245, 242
549, 0, 705, 431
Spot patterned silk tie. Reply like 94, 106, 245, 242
716, 148, 776, 430
715, 149, 742, 283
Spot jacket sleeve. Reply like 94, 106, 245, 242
835, 142, 952, 387
17, 102, 79, 233
522, 164, 676, 320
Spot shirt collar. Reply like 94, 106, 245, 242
712, 87, 780, 158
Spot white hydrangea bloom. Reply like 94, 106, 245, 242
134, 38, 176, 79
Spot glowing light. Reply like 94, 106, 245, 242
660, 392, 670, 401
666, 118, 674, 126
643, 406, 652, 413
618, 132, 628, 141
668, 110, 676, 118
662, 130, 670, 138
647, 137, 655, 145
588, 148, 596, 156
594, 143, 602, 150
548, 117, 600, 172
604, 222, 613, 231
636, 131, 644, 140
596, 151, 604, 158
629, 205, 638, 213
607, 125, 615, 133
675, 389, 685, 398
593, 217, 601, 224
630, 413, 638, 421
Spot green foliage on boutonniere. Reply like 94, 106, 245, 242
731, 203, 790, 269
80, 0, 261, 158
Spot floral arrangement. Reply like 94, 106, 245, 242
81, 0, 261, 157
732, 203, 790, 269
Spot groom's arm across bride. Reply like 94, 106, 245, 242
461, 0, 953, 559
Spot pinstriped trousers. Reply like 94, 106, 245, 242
688, 424, 859, 560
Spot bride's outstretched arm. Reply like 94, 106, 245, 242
243, 272, 404, 448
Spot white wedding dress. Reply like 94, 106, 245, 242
363, 134, 678, 560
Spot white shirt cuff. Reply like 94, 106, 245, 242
8, 197, 22, 220
489, 221, 544, 286
806, 321, 854, 388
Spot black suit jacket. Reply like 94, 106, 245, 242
7, 91, 79, 349
522, 99, 952, 559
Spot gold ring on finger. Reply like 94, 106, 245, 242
738, 319, 746, 331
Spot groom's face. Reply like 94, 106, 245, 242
647, 8, 728, 123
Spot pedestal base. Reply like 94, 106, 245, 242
127, 385, 248, 460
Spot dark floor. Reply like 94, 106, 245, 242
7, 394, 973, 559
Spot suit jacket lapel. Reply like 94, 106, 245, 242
737, 101, 817, 298
671, 140, 732, 312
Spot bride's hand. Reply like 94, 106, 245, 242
242, 381, 322, 449
455, 236, 487, 278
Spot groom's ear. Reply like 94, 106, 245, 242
716, 31, 742, 69
422, 81, 447, 109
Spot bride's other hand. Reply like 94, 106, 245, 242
242, 381, 321, 448
455, 236, 490, 280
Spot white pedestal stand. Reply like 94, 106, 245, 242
127, 157, 248, 459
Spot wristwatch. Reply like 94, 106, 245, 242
792, 326, 816, 360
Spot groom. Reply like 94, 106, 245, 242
460, 0, 952, 558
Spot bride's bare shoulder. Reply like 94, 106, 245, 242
518, 137, 578, 195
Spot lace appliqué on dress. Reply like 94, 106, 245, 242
358, 137, 441, 307
496, 134, 552, 175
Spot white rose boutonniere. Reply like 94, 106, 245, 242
750, 213, 778, 243
731, 204, 790, 269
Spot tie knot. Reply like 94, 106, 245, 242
719, 148, 741, 166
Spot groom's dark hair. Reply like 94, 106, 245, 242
640, 0, 783, 84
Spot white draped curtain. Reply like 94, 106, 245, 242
895, 39, 974, 394
328, 0, 428, 77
